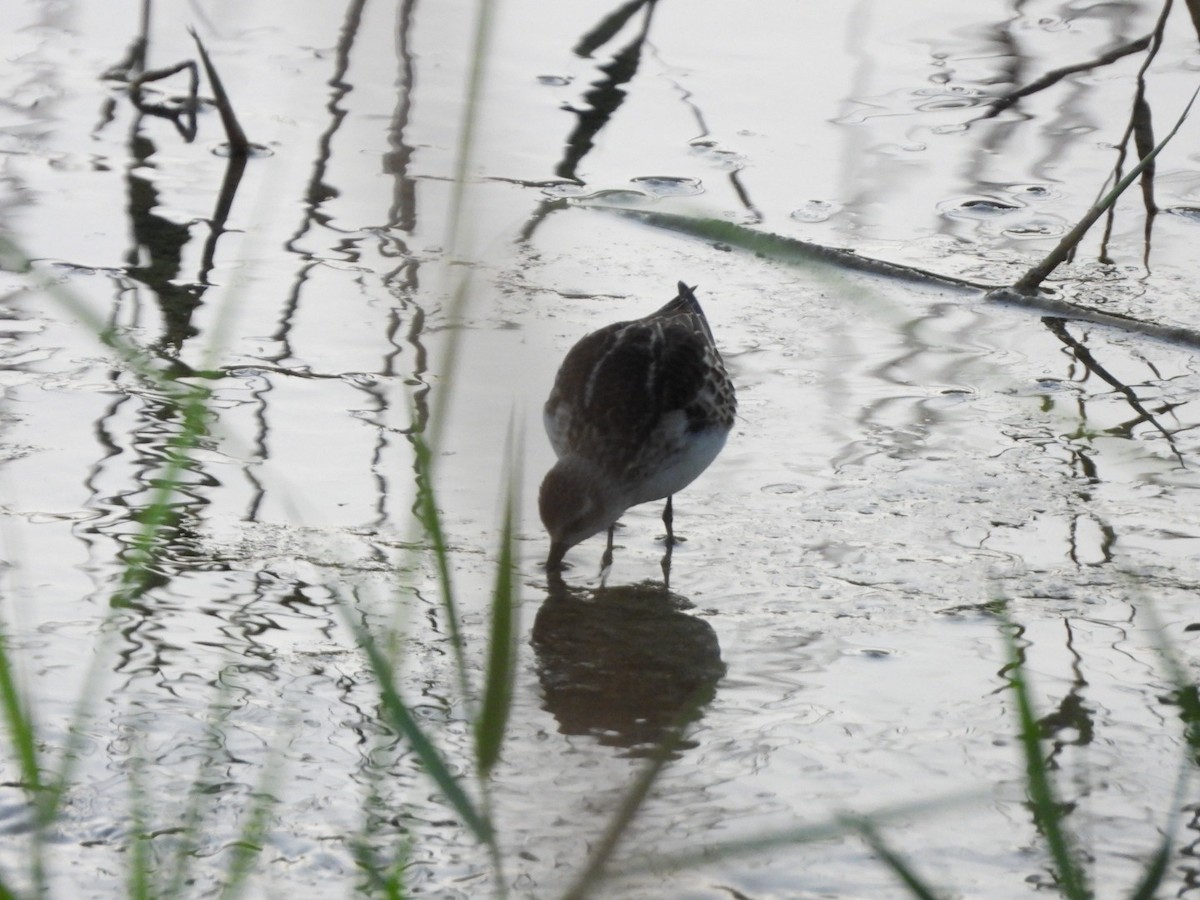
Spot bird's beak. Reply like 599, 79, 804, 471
545, 541, 567, 571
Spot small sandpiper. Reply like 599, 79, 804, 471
540, 281, 737, 570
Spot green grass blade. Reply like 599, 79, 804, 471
161, 676, 242, 898
216, 794, 273, 900
112, 383, 210, 608
35, 624, 118, 826
411, 431, 472, 705
559, 737, 676, 900
1120, 599, 1198, 897
126, 755, 152, 900
475, 427, 521, 777
1000, 618, 1089, 900
849, 817, 946, 900
0, 630, 40, 793
1138, 600, 1200, 756
351, 832, 410, 900
594, 789, 988, 889
444, 0, 497, 264
559, 688, 719, 900
339, 603, 493, 846
1127, 838, 1171, 900
0, 625, 48, 895
216, 713, 292, 900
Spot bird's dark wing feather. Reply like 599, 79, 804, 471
550, 318, 707, 456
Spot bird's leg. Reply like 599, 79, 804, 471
600, 524, 615, 572
662, 495, 681, 545
660, 539, 673, 590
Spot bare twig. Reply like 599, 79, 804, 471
983, 35, 1152, 119
188, 27, 251, 156
1096, 0, 1174, 262
1012, 86, 1200, 295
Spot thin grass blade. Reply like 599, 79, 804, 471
475, 427, 521, 776
0, 631, 40, 793
444, 0, 497, 265
161, 675, 243, 898
1000, 619, 1089, 900
600, 789, 988, 889
215, 805, 271, 900
411, 430, 472, 704
126, 755, 152, 900
1139, 600, 1200, 755
216, 720, 290, 900
0, 626, 50, 895
1127, 838, 1171, 900
849, 817, 947, 900
340, 605, 493, 846
559, 688, 718, 900
111, 382, 211, 608
1120, 598, 1198, 897
351, 834, 410, 900
559, 738, 675, 900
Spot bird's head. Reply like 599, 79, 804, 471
539, 456, 625, 569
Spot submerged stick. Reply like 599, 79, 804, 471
600, 208, 991, 291
598, 206, 1200, 349
1013, 85, 1200, 295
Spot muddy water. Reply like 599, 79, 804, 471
4, 0, 1200, 897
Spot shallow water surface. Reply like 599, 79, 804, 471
4, 0, 1200, 897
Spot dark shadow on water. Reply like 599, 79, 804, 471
532, 576, 724, 757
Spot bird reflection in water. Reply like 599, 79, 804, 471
532, 576, 724, 756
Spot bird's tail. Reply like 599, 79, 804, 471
653, 280, 715, 342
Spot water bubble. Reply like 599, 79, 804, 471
542, 183, 590, 199
961, 198, 1019, 212
629, 176, 703, 198
573, 188, 650, 206
1003, 219, 1065, 238
688, 142, 746, 170
790, 200, 842, 223
940, 196, 1021, 218
212, 143, 273, 159
762, 483, 802, 494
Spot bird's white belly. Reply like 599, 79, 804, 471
631, 424, 728, 505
